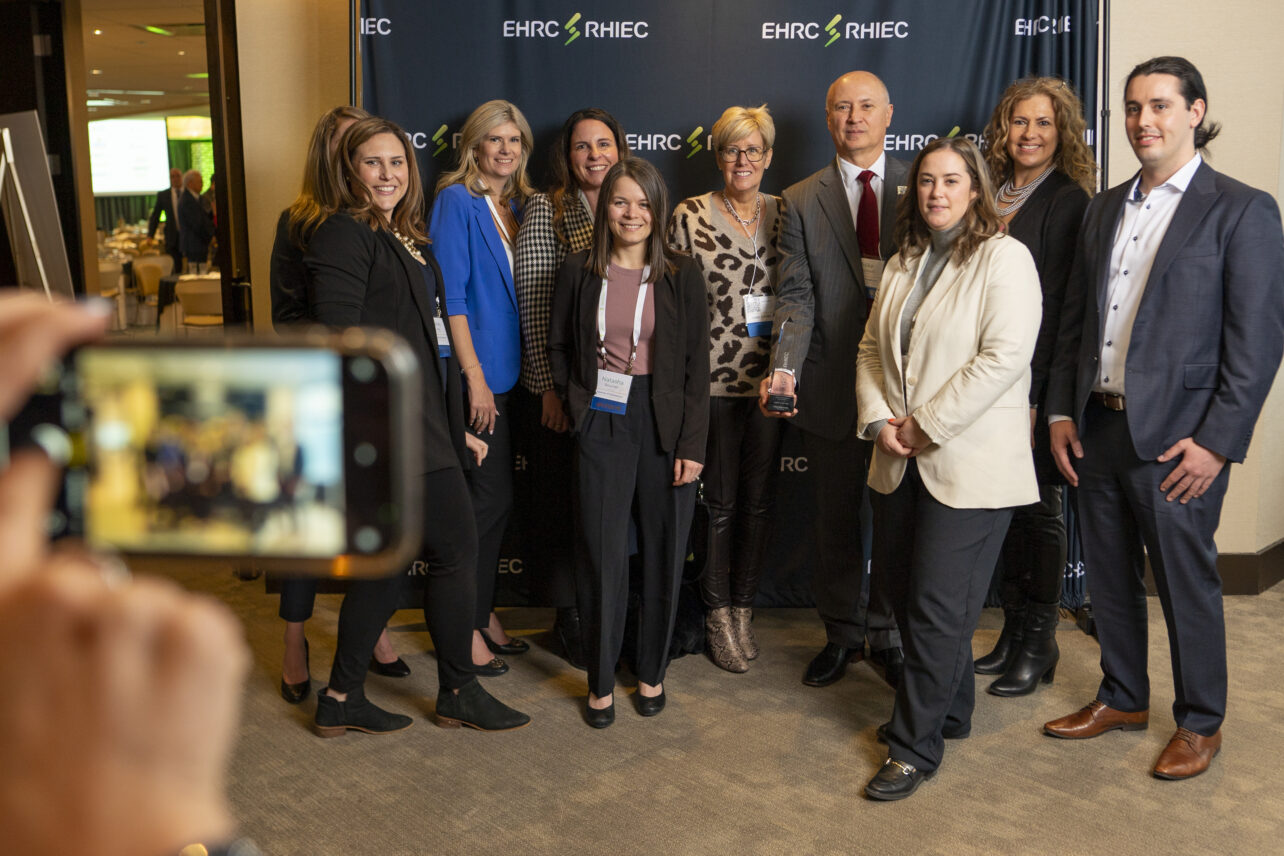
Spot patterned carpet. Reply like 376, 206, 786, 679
167, 563, 1284, 856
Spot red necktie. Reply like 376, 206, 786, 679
856, 169, 879, 258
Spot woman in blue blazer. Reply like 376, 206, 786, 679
429, 100, 535, 673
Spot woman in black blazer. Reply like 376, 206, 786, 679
548, 158, 710, 727
268, 105, 413, 704
304, 116, 529, 735
975, 77, 1094, 696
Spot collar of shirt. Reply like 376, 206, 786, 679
1127, 152, 1202, 202
836, 151, 886, 188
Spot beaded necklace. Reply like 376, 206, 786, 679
391, 227, 425, 264
996, 165, 1054, 217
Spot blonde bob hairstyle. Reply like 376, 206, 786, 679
286, 104, 371, 248
892, 137, 1003, 268
335, 117, 428, 244
710, 104, 776, 156
982, 77, 1097, 196
434, 99, 535, 205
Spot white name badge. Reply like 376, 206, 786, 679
743, 293, 775, 338
862, 258, 885, 301
434, 317, 451, 358
589, 369, 633, 414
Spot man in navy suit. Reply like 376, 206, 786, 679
1043, 56, 1284, 779
146, 168, 183, 272
178, 169, 215, 271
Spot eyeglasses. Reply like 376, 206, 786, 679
718, 145, 768, 163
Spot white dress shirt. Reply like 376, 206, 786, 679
1095, 153, 1203, 395
836, 152, 886, 238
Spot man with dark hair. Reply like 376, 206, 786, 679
1043, 56, 1284, 779
146, 167, 183, 271
758, 70, 905, 689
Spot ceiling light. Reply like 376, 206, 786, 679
91, 68, 103, 75
93, 28, 102, 35
144, 25, 173, 36
178, 50, 186, 56
186, 72, 208, 79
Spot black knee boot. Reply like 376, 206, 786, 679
974, 603, 1025, 675
987, 601, 1060, 696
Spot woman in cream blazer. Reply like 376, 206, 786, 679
856, 138, 1041, 801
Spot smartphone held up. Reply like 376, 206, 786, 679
5, 328, 423, 577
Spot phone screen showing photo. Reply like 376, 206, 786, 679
66, 347, 346, 557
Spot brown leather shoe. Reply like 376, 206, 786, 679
1153, 728, 1221, 779
1043, 699, 1148, 739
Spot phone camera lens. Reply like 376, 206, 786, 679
354, 442, 377, 467
349, 357, 376, 383
354, 526, 382, 553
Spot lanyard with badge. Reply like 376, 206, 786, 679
725, 194, 773, 338
589, 266, 650, 414
433, 298, 451, 359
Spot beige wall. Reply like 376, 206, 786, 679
1107, 0, 1284, 553
236, 0, 350, 331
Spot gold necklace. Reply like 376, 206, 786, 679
391, 227, 425, 264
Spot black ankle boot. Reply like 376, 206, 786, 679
988, 601, 1060, 697
974, 604, 1025, 675
313, 688, 413, 737
436, 679, 532, 731
554, 606, 585, 670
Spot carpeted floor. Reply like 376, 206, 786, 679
167, 564, 1284, 856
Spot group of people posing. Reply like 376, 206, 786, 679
268, 54, 1284, 802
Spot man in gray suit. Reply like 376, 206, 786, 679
1044, 56, 1284, 779
759, 70, 906, 688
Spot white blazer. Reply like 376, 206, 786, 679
856, 233, 1042, 509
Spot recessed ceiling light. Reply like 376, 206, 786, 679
143, 25, 173, 36
186, 72, 208, 79
93, 28, 102, 35
178, 50, 186, 56
91, 68, 102, 75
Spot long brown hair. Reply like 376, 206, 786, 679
285, 105, 370, 248
893, 137, 1003, 268
434, 100, 535, 206
335, 117, 427, 244
982, 77, 1097, 195
547, 108, 630, 244
586, 158, 677, 282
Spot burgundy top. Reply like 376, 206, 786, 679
600, 263, 656, 376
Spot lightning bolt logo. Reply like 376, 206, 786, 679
431, 124, 449, 157
824, 14, 842, 47
564, 12, 582, 45
686, 126, 705, 159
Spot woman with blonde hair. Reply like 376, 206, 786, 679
429, 100, 535, 674
856, 137, 1041, 798
667, 105, 782, 672
973, 77, 1094, 697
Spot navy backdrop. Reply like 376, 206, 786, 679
358, 0, 1098, 607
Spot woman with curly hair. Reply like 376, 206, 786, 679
973, 77, 1095, 697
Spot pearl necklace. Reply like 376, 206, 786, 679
392, 227, 425, 264
722, 191, 761, 233
996, 166, 1054, 217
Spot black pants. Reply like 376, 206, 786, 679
511, 386, 576, 608
278, 577, 315, 623
701, 396, 782, 608
466, 390, 514, 628
997, 483, 1066, 605
874, 460, 1013, 773
802, 426, 900, 651
573, 377, 698, 698
1077, 400, 1229, 736
327, 466, 478, 695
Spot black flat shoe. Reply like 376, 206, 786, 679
472, 657, 509, 677
865, 758, 935, 801
435, 679, 531, 731
635, 688, 666, 717
480, 629, 530, 656
802, 643, 863, 687
281, 638, 310, 704
313, 688, 413, 738
368, 656, 412, 678
584, 698, 615, 729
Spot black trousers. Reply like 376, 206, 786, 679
511, 386, 576, 608
327, 466, 478, 695
874, 460, 1012, 772
466, 390, 514, 628
573, 377, 698, 698
997, 483, 1066, 606
1077, 400, 1230, 736
701, 396, 782, 609
802, 426, 900, 651
278, 577, 316, 623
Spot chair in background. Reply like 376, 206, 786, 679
175, 278, 223, 336
134, 262, 163, 328
96, 260, 126, 331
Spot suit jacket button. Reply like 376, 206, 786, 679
906, 376, 917, 385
